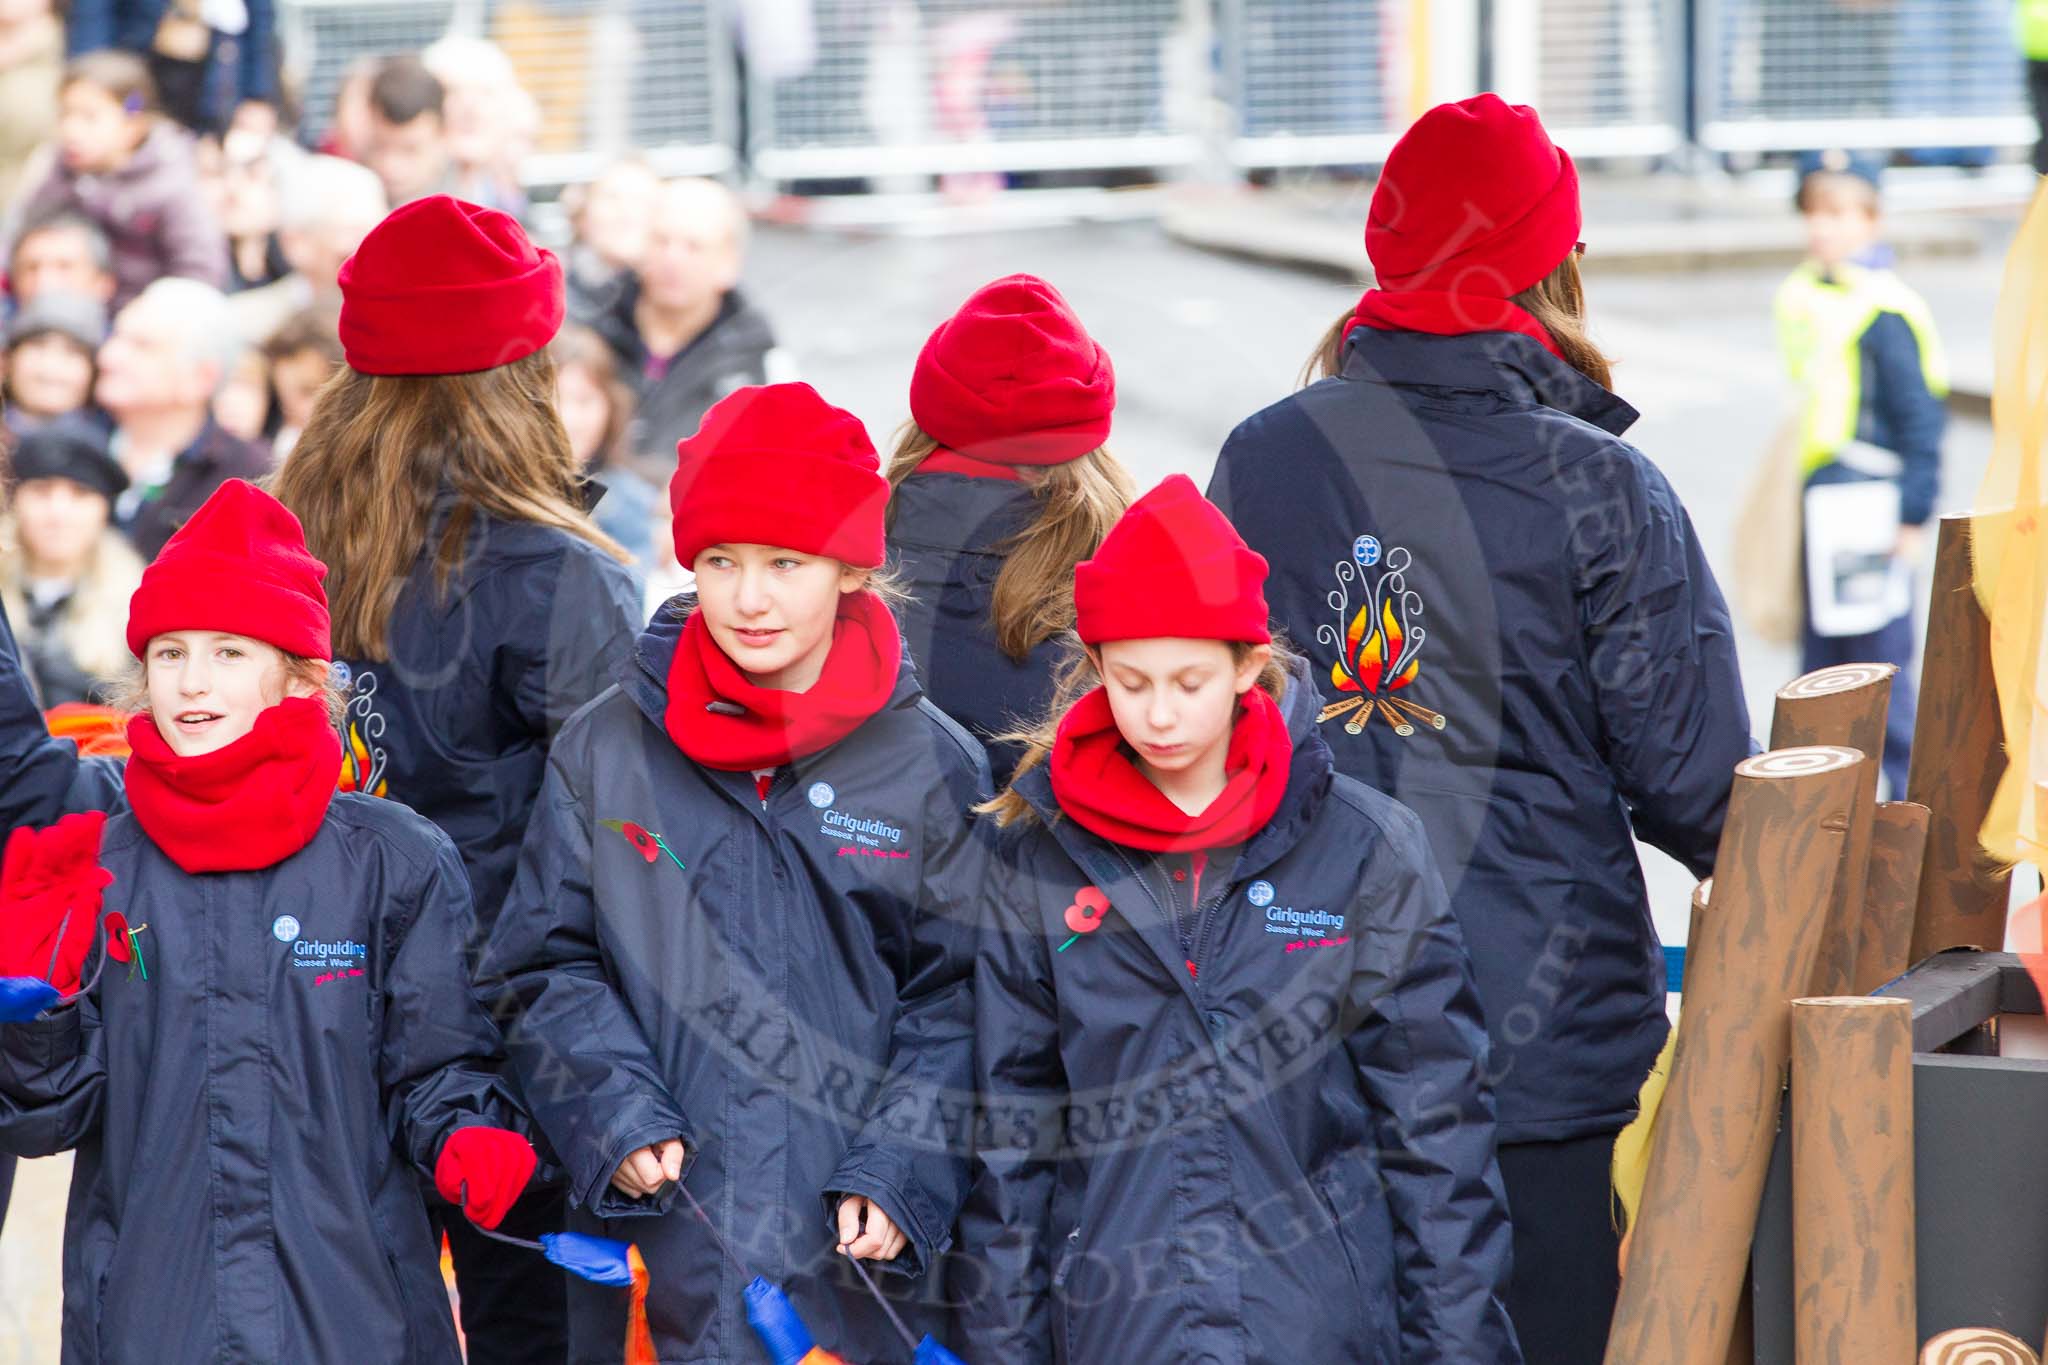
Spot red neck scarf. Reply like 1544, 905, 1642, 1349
1050, 686, 1292, 853
1344, 286, 1565, 361
915, 448, 1026, 482
664, 590, 902, 772
123, 696, 341, 874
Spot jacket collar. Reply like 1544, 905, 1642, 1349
887, 473, 1039, 556
1341, 327, 1639, 437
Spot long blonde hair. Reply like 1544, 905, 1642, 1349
1300, 254, 1613, 392
0, 518, 144, 691
978, 634, 1296, 828
272, 349, 628, 661
885, 425, 1135, 662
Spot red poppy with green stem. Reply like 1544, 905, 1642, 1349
1057, 886, 1110, 952
598, 820, 687, 873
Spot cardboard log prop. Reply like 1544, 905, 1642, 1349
1770, 664, 1894, 995
1919, 1328, 2040, 1364
1908, 516, 2013, 961
1604, 747, 1863, 1365
1789, 997, 1915, 1364
1856, 802, 1932, 995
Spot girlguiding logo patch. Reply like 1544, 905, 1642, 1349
272, 915, 301, 942
808, 782, 836, 809
1247, 881, 1276, 908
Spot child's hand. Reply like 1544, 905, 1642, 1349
835, 1195, 907, 1263
610, 1138, 685, 1198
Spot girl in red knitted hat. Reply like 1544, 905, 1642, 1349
481, 381, 989, 1362
0, 478, 538, 1364
964, 474, 1521, 1364
272, 193, 644, 1364
886, 273, 1135, 786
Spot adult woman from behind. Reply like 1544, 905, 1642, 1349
1206, 94, 1752, 1364
886, 273, 1132, 782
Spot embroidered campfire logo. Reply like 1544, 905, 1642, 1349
1316, 535, 1447, 738
335, 666, 389, 798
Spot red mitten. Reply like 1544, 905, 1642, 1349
0, 813, 114, 995
434, 1126, 537, 1230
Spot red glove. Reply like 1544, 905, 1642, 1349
0, 813, 114, 996
434, 1126, 537, 1230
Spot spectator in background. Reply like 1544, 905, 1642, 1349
549, 323, 653, 576
0, 416, 141, 704
3, 292, 105, 439
421, 34, 527, 216
95, 276, 269, 557
0, 0, 61, 209
6, 212, 116, 310
8, 51, 228, 308
562, 157, 659, 325
227, 152, 385, 343
317, 54, 378, 161
363, 55, 452, 207
597, 178, 783, 475
211, 343, 267, 442
65, 0, 278, 136
261, 305, 340, 460
217, 125, 292, 291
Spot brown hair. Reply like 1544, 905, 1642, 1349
110, 652, 349, 728
1795, 170, 1881, 218
369, 56, 443, 126
1299, 253, 1612, 392
978, 635, 1294, 828
547, 324, 637, 470
62, 50, 158, 116
271, 348, 628, 661
884, 425, 1136, 662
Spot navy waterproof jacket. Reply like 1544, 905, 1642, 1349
336, 499, 643, 929
480, 598, 990, 1364
889, 472, 1068, 783
0, 791, 521, 1363
1207, 329, 1752, 1143
959, 657, 1520, 1365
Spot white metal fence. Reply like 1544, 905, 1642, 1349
1696, 0, 2034, 154
276, 0, 2044, 187
278, 0, 736, 185
742, 0, 1200, 182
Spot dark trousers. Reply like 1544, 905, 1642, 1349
1499, 1132, 1624, 1365
1800, 608, 1917, 799
431, 1183, 569, 1364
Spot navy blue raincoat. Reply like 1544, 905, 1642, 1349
334, 498, 644, 930
480, 598, 990, 1364
0, 714, 523, 1363
1207, 329, 1752, 1143
959, 657, 1520, 1364
889, 472, 1069, 784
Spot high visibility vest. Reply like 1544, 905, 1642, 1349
2020, 0, 2048, 60
1774, 261, 1948, 478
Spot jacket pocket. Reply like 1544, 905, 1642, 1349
382, 1245, 420, 1363
1311, 1163, 1377, 1345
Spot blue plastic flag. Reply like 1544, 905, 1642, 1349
538, 1231, 636, 1288
745, 1276, 819, 1364
0, 977, 61, 1022
913, 1335, 970, 1365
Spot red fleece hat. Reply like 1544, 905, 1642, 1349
670, 383, 888, 568
1074, 475, 1269, 644
338, 196, 565, 376
126, 480, 331, 660
1366, 94, 1581, 298
910, 274, 1115, 465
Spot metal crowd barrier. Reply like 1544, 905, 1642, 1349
277, 0, 736, 184
742, 0, 1200, 182
1695, 0, 2035, 154
274, 0, 2043, 188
